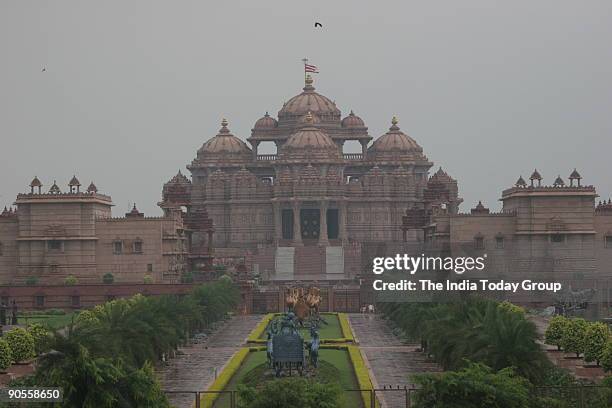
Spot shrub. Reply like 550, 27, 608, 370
64, 275, 78, 285
583, 322, 609, 365
0, 338, 12, 370
545, 316, 569, 351
560, 318, 588, 357
75, 309, 99, 326
601, 339, 612, 373
143, 275, 153, 284
27, 323, 50, 354
5, 327, 36, 362
102, 273, 114, 284
498, 301, 525, 316
237, 377, 344, 408
25, 276, 38, 286
412, 362, 530, 408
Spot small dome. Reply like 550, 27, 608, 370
197, 119, 252, 165
68, 175, 81, 187
167, 170, 191, 185
341, 110, 365, 128
280, 112, 341, 162
368, 117, 424, 161
569, 169, 582, 179
253, 112, 278, 129
49, 180, 61, 194
278, 75, 340, 118
530, 169, 542, 181
30, 176, 42, 188
553, 175, 565, 187
87, 182, 98, 193
515, 175, 527, 187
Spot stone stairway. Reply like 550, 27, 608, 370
294, 245, 325, 277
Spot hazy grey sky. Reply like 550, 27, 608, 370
1, 1, 611, 215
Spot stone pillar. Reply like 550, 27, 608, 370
273, 201, 282, 244
339, 201, 348, 243
252, 141, 260, 160
292, 201, 302, 246
360, 140, 368, 157
319, 202, 329, 246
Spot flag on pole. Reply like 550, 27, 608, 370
304, 63, 319, 73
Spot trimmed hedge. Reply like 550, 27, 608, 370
348, 345, 378, 408
246, 314, 275, 343
338, 313, 355, 342
200, 348, 250, 407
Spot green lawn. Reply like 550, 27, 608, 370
213, 349, 363, 408
18, 312, 77, 330
258, 314, 343, 340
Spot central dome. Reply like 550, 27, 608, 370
278, 75, 341, 119
279, 112, 341, 162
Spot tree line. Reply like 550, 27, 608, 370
2, 278, 240, 408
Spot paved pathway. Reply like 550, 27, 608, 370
349, 314, 441, 408
158, 315, 262, 408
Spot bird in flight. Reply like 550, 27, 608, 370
314, 22, 322, 28
41, 67, 46, 72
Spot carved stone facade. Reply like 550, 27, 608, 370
0, 177, 190, 285
1, 75, 611, 292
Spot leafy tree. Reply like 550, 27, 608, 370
27, 323, 50, 354
5, 327, 36, 362
583, 322, 609, 365
560, 318, 588, 357
0, 338, 12, 370
237, 378, 344, 408
143, 274, 153, 284
35, 330, 171, 408
545, 316, 569, 351
601, 339, 612, 373
411, 362, 530, 408
102, 273, 114, 284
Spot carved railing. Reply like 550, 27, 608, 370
343, 153, 363, 160
256, 154, 277, 161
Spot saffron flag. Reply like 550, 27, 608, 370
304, 64, 319, 73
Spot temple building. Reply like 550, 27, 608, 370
0, 74, 611, 310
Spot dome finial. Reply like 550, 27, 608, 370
389, 116, 400, 131
303, 74, 314, 91
219, 118, 230, 134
